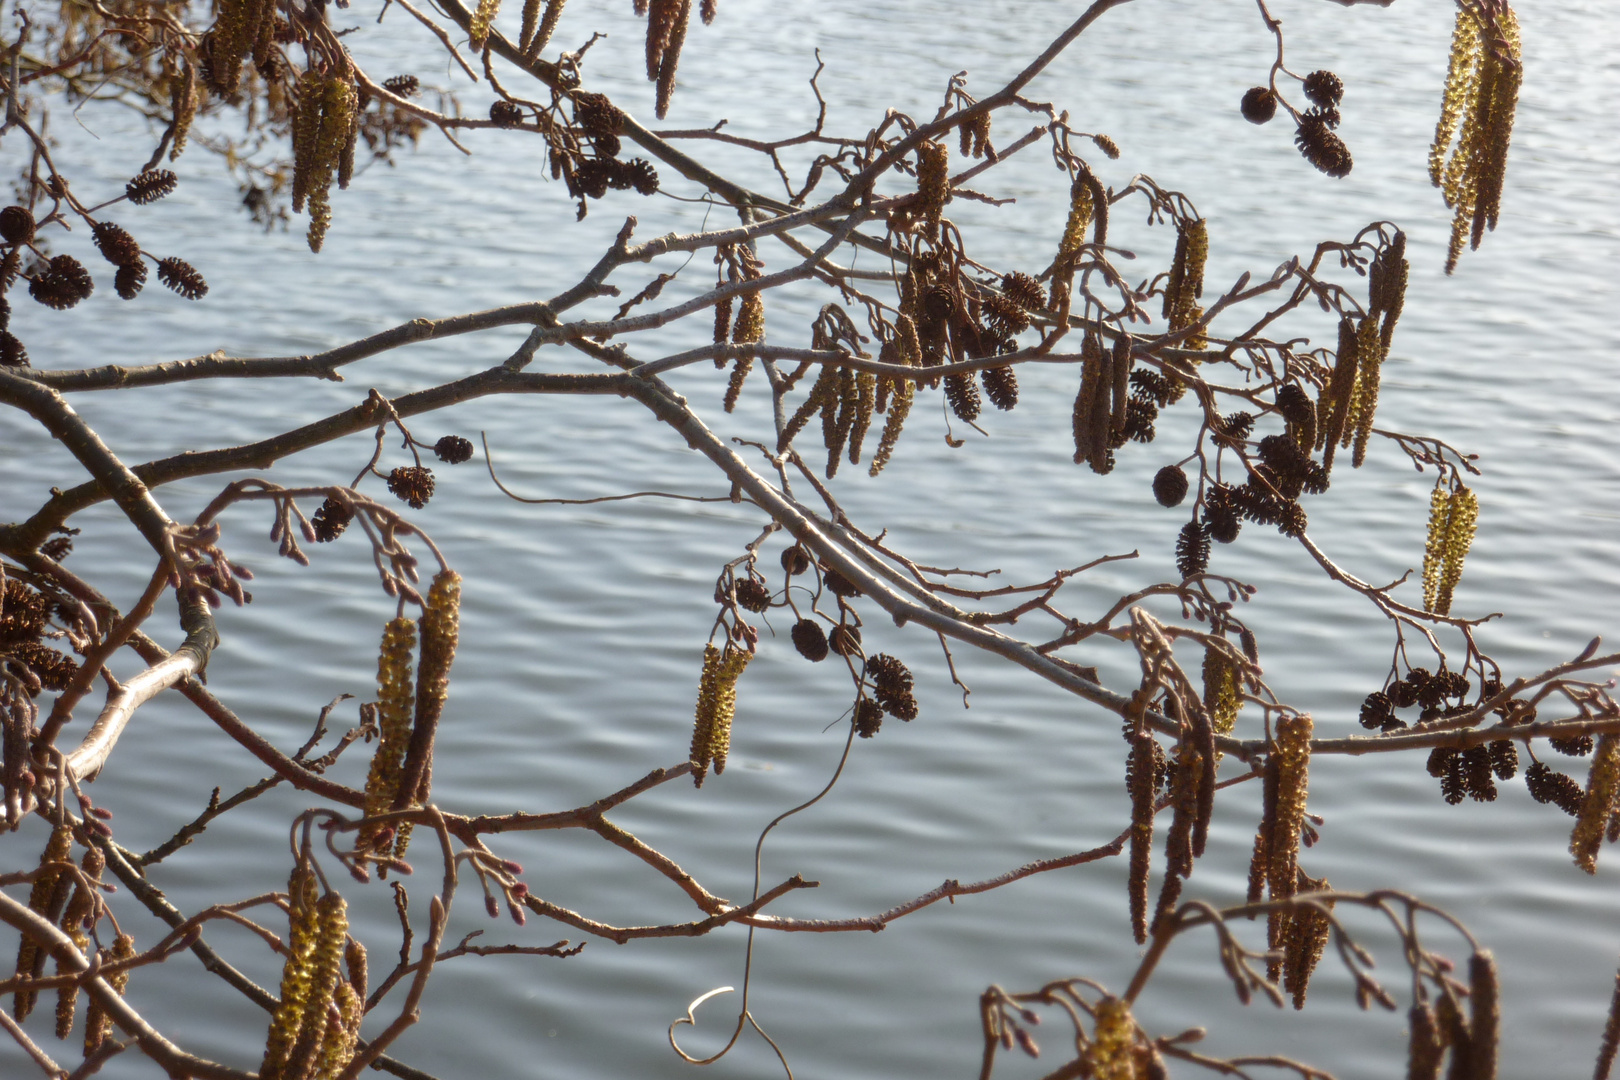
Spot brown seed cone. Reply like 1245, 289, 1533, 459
91, 222, 142, 268
127, 169, 178, 205
0, 329, 26, 368
29, 255, 95, 310
157, 256, 208, 300
1572, 734, 1620, 874
387, 465, 435, 509
981, 364, 1018, 411
829, 624, 862, 658
791, 619, 829, 663
114, 261, 147, 300
943, 371, 981, 423
0, 205, 35, 245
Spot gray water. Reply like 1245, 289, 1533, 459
3, 0, 1619, 1077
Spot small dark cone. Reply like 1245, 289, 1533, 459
823, 568, 862, 598
387, 466, 435, 509
573, 91, 626, 138
1122, 398, 1158, 443
383, 75, 421, 96
1303, 70, 1344, 108
114, 262, 147, 300
1359, 691, 1394, 730
433, 435, 474, 464
1, 205, 37, 244
489, 100, 525, 127
312, 497, 353, 542
1525, 762, 1584, 817
1002, 271, 1045, 313
91, 222, 143, 267
853, 699, 883, 739
829, 624, 862, 657
780, 546, 810, 576
1240, 86, 1277, 124
944, 372, 981, 422
29, 255, 95, 310
981, 365, 1018, 410
1550, 734, 1594, 757
1295, 113, 1353, 177
623, 159, 660, 195
1152, 465, 1188, 508
1488, 739, 1518, 781
1389, 680, 1420, 710
126, 169, 178, 205
791, 619, 828, 662
1176, 520, 1210, 579
157, 257, 208, 299
733, 579, 771, 613
1205, 485, 1242, 544
0, 330, 27, 368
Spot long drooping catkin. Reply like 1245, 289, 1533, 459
1468, 950, 1500, 1080
56, 846, 105, 1038
283, 893, 349, 1080
1573, 734, 1620, 874
1266, 713, 1312, 981
1319, 316, 1360, 471
690, 644, 751, 786
1084, 997, 1138, 1080
391, 570, 461, 860
1126, 731, 1157, 945
1422, 484, 1478, 616
1282, 869, 1331, 1010
1596, 960, 1620, 1080
260, 867, 320, 1080
360, 617, 416, 851
83, 933, 136, 1055
14, 823, 72, 1021
1432, 5, 1521, 273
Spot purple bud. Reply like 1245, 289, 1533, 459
485, 895, 500, 919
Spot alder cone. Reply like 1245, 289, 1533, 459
1152, 465, 1188, 507
1241, 86, 1277, 124
791, 619, 828, 662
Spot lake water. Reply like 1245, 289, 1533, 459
3, 0, 1619, 1077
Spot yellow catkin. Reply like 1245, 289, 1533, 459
689, 644, 723, 787
1266, 713, 1312, 982
915, 140, 949, 232
14, 823, 72, 1022
732, 292, 764, 344
1424, 484, 1478, 616
826, 367, 858, 478
848, 371, 876, 465
306, 77, 358, 253
1049, 178, 1093, 309
1164, 219, 1209, 349
82, 933, 135, 1056
869, 377, 913, 477
1349, 313, 1385, 467
260, 867, 320, 1080
468, 0, 502, 50
1430, 8, 1480, 186
55, 846, 105, 1039
317, 980, 364, 1079
1283, 870, 1332, 1010
360, 617, 417, 851
290, 70, 325, 213
1573, 735, 1620, 874
1084, 997, 1138, 1080
1319, 316, 1361, 471
394, 570, 462, 861
1202, 645, 1240, 737
283, 893, 349, 1080
1468, 951, 1500, 1080
709, 647, 751, 776
1071, 335, 1106, 467
1433, 6, 1520, 273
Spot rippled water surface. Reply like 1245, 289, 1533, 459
4, 1, 1619, 1077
